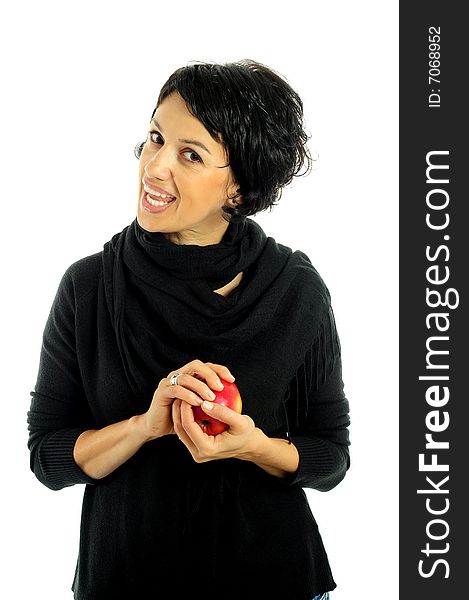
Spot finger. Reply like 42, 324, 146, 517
198, 400, 249, 431
170, 361, 223, 397
176, 401, 199, 454
171, 398, 182, 436
189, 359, 234, 390
168, 360, 235, 402
168, 373, 217, 403
165, 381, 205, 407
172, 399, 190, 444
180, 399, 210, 447
204, 362, 236, 383
191, 365, 225, 393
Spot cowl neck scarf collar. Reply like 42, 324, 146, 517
130, 216, 264, 288
102, 216, 329, 433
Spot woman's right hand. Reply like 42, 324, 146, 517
141, 359, 236, 440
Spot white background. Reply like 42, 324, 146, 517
1, 1, 398, 598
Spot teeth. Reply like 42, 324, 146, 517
146, 194, 173, 207
143, 184, 175, 200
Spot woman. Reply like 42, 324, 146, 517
27, 59, 350, 600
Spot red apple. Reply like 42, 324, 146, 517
192, 377, 242, 435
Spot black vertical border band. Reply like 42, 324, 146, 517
400, 3, 467, 597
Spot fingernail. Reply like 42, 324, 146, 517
202, 400, 213, 410
216, 379, 224, 389
207, 390, 216, 399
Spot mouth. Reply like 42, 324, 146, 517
142, 179, 176, 200
141, 189, 177, 213
144, 191, 176, 207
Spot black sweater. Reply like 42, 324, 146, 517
27, 246, 350, 599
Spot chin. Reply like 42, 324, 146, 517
138, 213, 160, 232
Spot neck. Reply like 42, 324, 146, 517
163, 220, 230, 246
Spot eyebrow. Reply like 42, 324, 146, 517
151, 118, 212, 155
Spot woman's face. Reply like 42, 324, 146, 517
137, 92, 239, 245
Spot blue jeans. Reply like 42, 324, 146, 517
312, 594, 330, 600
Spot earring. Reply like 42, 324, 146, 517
134, 141, 144, 160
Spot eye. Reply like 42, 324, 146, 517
149, 131, 163, 145
182, 150, 203, 163
148, 130, 203, 164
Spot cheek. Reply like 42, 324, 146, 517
177, 177, 209, 203
137, 164, 144, 189
192, 173, 230, 202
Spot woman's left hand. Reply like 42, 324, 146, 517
172, 398, 261, 463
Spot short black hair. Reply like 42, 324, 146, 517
150, 59, 314, 223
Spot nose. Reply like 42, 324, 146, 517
144, 144, 173, 179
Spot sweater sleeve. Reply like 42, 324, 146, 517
278, 303, 351, 491
27, 265, 99, 491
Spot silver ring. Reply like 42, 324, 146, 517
169, 373, 182, 386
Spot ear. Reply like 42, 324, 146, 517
229, 185, 243, 205
232, 194, 243, 206
225, 175, 243, 206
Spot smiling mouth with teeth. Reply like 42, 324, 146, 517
143, 183, 176, 206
